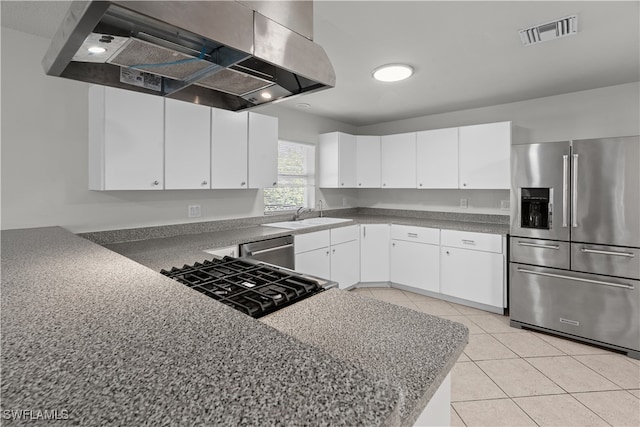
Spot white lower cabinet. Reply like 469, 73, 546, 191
390, 239, 440, 293
332, 240, 360, 289
294, 226, 359, 289
295, 247, 331, 279
440, 230, 505, 308
360, 224, 390, 282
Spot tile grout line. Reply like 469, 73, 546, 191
569, 353, 635, 390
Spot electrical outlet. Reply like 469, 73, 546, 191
501, 200, 510, 210
188, 204, 201, 218
460, 198, 468, 209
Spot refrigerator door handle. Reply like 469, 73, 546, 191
580, 248, 636, 258
562, 155, 569, 227
517, 268, 635, 290
571, 153, 579, 228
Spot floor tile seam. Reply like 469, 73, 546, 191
459, 315, 489, 333
510, 393, 611, 427
571, 389, 640, 399
449, 404, 468, 427
457, 395, 542, 427
519, 356, 573, 395
564, 392, 616, 426
568, 354, 628, 390
469, 359, 512, 401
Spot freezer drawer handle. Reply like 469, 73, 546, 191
517, 241, 560, 250
517, 268, 635, 290
580, 248, 635, 258
245, 244, 294, 256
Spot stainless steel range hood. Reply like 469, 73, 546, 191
42, 1, 336, 111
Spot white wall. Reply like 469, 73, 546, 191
0, 27, 355, 233
355, 82, 640, 214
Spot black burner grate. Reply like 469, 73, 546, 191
160, 257, 323, 318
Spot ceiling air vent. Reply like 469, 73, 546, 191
519, 15, 578, 46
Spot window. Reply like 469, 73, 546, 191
264, 140, 315, 213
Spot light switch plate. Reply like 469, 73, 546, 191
460, 198, 468, 208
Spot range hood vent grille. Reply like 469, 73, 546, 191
519, 15, 578, 46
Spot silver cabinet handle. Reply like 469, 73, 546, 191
562, 154, 569, 227
359, 183, 362, 186
332, 248, 336, 254
246, 244, 294, 256
517, 241, 560, 250
571, 153, 579, 228
463, 183, 467, 187
581, 248, 635, 258
325, 250, 329, 255
202, 181, 208, 186
153, 180, 160, 186
341, 182, 344, 186
419, 183, 423, 187
407, 232, 418, 238
517, 268, 634, 290
383, 183, 386, 187
363, 226, 366, 238
462, 239, 476, 245
273, 182, 277, 186
241, 181, 246, 186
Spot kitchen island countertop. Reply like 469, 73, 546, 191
1, 226, 467, 426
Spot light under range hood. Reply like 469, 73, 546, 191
42, 1, 336, 111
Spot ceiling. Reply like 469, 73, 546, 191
2, 1, 639, 127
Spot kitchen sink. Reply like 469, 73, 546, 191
262, 217, 353, 230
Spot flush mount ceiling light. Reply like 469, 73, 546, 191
261, 92, 273, 100
88, 46, 106, 54
372, 64, 414, 82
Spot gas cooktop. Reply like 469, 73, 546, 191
160, 257, 327, 318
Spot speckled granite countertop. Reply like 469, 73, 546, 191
103, 211, 508, 272
1, 227, 402, 426
262, 290, 468, 426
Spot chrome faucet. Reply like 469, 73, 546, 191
293, 206, 311, 221
318, 199, 324, 217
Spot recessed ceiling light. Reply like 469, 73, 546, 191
88, 46, 106, 54
296, 103, 311, 109
261, 92, 272, 99
372, 64, 414, 82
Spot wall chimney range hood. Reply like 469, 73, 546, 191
42, 1, 336, 111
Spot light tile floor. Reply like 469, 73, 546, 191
350, 287, 640, 427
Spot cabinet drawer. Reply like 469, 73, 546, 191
390, 225, 439, 245
511, 237, 569, 270
294, 230, 330, 254
331, 225, 359, 245
441, 230, 502, 253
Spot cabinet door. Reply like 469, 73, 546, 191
211, 109, 248, 189
360, 224, 390, 282
332, 240, 360, 289
319, 132, 356, 188
356, 135, 381, 188
441, 246, 504, 307
165, 98, 211, 189
416, 128, 458, 189
381, 132, 416, 188
458, 121, 511, 189
248, 112, 278, 189
295, 248, 331, 279
95, 86, 164, 190
390, 240, 439, 292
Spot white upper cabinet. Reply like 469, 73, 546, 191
381, 132, 416, 188
356, 135, 381, 188
248, 112, 278, 189
458, 121, 511, 189
89, 86, 164, 190
165, 98, 211, 190
319, 132, 357, 188
211, 109, 248, 189
416, 127, 458, 189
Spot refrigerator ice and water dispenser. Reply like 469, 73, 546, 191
520, 188, 550, 229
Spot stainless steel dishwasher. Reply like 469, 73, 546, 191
239, 236, 294, 269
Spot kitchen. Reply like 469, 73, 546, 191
2, 1, 639, 426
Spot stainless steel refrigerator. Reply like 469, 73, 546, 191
509, 136, 640, 359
